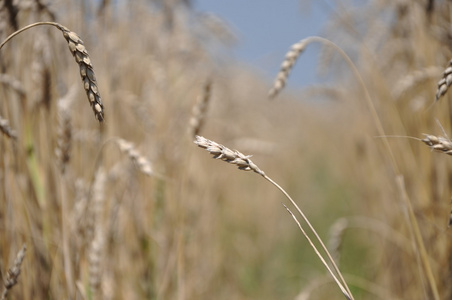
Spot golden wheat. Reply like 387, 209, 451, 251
0, 22, 105, 122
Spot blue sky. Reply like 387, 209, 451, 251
194, 1, 334, 89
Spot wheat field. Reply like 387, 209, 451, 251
1, 1, 452, 299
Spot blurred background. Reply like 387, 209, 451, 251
1, 0, 452, 299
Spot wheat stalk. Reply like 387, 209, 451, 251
1, 244, 27, 300
0, 22, 105, 122
194, 135, 353, 300
270, 36, 441, 298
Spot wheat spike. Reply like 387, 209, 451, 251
328, 218, 348, 267
0, 74, 26, 97
115, 138, 154, 176
0, 114, 16, 140
58, 25, 104, 122
435, 59, 452, 102
0, 22, 105, 122
194, 135, 265, 176
188, 80, 212, 138
89, 168, 106, 297
1, 244, 27, 300
55, 87, 76, 173
422, 134, 452, 155
268, 39, 308, 99
392, 66, 441, 99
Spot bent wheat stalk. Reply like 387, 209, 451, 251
271, 37, 439, 299
194, 135, 353, 300
0, 22, 104, 122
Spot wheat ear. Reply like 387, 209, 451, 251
0, 114, 16, 140
115, 138, 154, 176
435, 59, 452, 101
268, 40, 307, 98
55, 87, 76, 173
194, 135, 353, 300
0, 22, 104, 122
0, 74, 26, 98
392, 66, 441, 99
421, 134, 452, 155
1, 244, 27, 300
188, 80, 212, 138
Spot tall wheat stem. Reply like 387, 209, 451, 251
264, 175, 352, 300
271, 36, 439, 299
313, 36, 439, 299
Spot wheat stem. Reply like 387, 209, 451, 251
270, 36, 439, 298
194, 135, 353, 300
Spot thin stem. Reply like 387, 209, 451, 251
282, 204, 351, 300
301, 36, 439, 299
264, 175, 354, 300
304, 36, 397, 170
396, 175, 440, 300
0, 22, 63, 51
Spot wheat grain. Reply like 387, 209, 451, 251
0, 114, 16, 139
1, 244, 27, 300
435, 59, 452, 102
422, 134, 452, 155
0, 22, 105, 122
188, 80, 212, 138
268, 39, 308, 99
